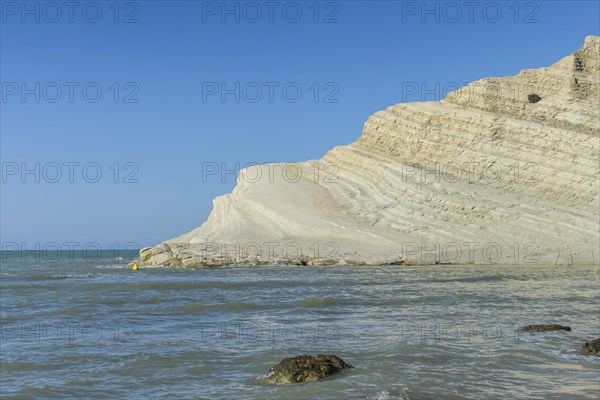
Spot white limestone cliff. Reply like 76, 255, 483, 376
137, 36, 600, 267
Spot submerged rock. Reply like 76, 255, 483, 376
267, 354, 353, 384
581, 339, 600, 355
520, 324, 572, 332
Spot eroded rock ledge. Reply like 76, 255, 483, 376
135, 36, 600, 267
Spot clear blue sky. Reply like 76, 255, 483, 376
1, 0, 598, 249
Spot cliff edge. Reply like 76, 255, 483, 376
136, 36, 600, 267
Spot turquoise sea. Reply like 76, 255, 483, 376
1, 251, 599, 399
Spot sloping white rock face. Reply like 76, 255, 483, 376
138, 36, 599, 267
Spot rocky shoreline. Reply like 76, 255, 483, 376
131, 242, 599, 268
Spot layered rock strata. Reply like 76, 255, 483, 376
136, 36, 600, 267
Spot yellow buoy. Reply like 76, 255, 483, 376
133, 263, 139, 271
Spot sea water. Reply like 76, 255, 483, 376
1, 251, 599, 399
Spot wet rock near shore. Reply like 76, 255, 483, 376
266, 354, 353, 384
520, 324, 572, 332
581, 339, 600, 355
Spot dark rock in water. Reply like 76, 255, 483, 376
581, 339, 600, 355
520, 324, 571, 332
267, 354, 353, 384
